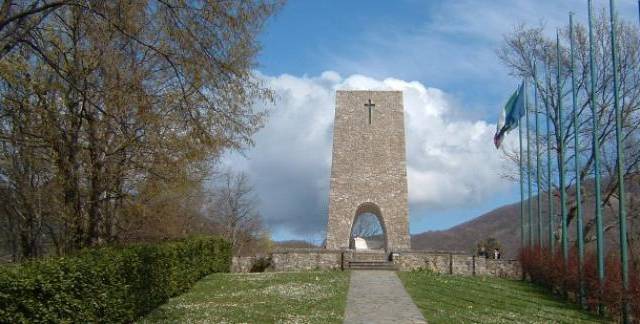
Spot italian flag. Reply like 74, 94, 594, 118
494, 82, 526, 149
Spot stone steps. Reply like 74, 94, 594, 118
348, 261, 397, 270
351, 251, 388, 263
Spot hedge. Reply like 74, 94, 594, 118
520, 246, 639, 321
0, 236, 231, 323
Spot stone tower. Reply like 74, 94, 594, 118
325, 90, 410, 251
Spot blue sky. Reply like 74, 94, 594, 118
225, 0, 639, 241
258, 1, 505, 119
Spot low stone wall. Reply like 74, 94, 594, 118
231, 249, 350, 272
392, 251, 521, 279
484, 259, 521, 278
270, 249, 343, 272
231, 249, 521, 279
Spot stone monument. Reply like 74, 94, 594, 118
231, 90, 520, 276
325, 90, 410, 252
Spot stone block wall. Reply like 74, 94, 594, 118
392, 251, 521, 279
484, 259, 521, 278
230, 249, 521, 279
451, 254, 475, 276
270, 249, 343, 272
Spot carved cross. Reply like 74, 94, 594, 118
364, 99, 375, 124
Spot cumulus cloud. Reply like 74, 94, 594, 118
223, 72, 515, 239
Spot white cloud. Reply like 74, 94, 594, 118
223, 72, 516, 239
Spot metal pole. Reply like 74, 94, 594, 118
556, 30, 568, 268
519, 108, 525, 251
526, 81, 533, 248
587, 0, 605, 314
546, 83, 555, 252
534, 66, 542, 248
570, 12, 585, 308
608, 1, 629, 322
533, 69, 555, 252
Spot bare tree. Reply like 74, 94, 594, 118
0, 1, 75, 60
498, 10, 640, 262
207, 171, 264, 255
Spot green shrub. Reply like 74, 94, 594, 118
0, 236, 231, 323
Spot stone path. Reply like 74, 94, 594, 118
343, 270, 427, 324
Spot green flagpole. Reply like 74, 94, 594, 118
526, 81, 533, 247
533, 69, 554, 251
608, 1, 629, 322
534, 66, 542, 248
556, 30, 568, 268
587, 0, 605, 313
569, 12, 585, 308
546, 82, 555, 252
519, 105, 525, 251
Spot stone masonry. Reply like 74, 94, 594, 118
270, 249, 343, 272
325, 91, 410, 251
231, 249, 521, 279
391, 251, 521, 278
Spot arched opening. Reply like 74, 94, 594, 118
350, 203, 387, 250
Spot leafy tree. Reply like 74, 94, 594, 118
0, 0, 282, 260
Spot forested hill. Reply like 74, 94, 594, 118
411, 202, 521, 258
411, 176, 640, 259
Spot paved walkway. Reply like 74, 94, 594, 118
343, 270, 427, 324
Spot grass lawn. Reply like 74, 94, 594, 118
398, 271, 609, 324
139, 271, 350, 323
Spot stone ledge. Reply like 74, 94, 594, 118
272, 248, 343, 254
232, 249, 521, 279
398, 250, 473, 256
392, 251, 521, 279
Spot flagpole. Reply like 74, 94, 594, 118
534, 65, 542, 248
546, 78, 555, 253
587, 0, 605, 314
545, 105, 555, 253
569, 12, 585, 308
525, 81, 533, 248
519, 106, 525, 251
608, 1, 629, 322
556, 29, 568, 269
532, 69, 555, 251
